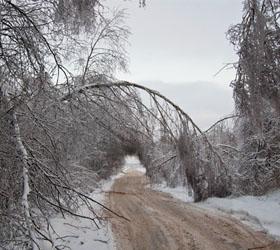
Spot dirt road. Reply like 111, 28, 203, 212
107, 171, 279, 250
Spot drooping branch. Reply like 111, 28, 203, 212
61, 80, 232, 201
62, 80, 227, 168
204, 115, 238, 133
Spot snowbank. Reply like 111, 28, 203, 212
152, 174, 280, 239
39, 156, 144, 250
114, 156, 146, 178
152, 183, 194, 203
122, 156, 195, 203
124, 156, 195, 203
39, 179, 115, 250
196, 190, 280, 239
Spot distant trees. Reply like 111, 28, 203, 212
139, 0, 146, 7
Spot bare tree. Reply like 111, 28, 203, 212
0, 1, 132, 248
227, 0, 280, 195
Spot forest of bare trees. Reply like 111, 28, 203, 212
0, 0, 280, 249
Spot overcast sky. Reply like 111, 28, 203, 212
108, 0, 243, 129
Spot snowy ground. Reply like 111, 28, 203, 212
39, 178, 115, 250
38, 175, 118, 249
39, 156, 145, 250
196, 190, 280, 239
152, 183, 194, 203
154, 178, 280, 239
117, 155, 146, 175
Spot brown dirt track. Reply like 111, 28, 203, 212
107, 171, 280, 250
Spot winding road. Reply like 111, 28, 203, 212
107, 170, 279, 250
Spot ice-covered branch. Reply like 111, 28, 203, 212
12, 111, 38, 250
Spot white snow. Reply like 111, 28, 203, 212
152, 183, 194, 203
196, 190, 280, 239
151, 170, 280, 239
39, 179, 116, 250
115, 156, 146, 177
39, 155, 144, 250
122, 156, 194, 203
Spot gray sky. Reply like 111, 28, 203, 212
108, 0, 243, 129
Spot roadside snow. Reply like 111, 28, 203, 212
196, 190, 280, 239
39, 156, 144, 250
115, 156, 146, 177
153, 183, 194, 203
150, 168, 280, 239
123, 156, 195, 203
39, 179, 115, 250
